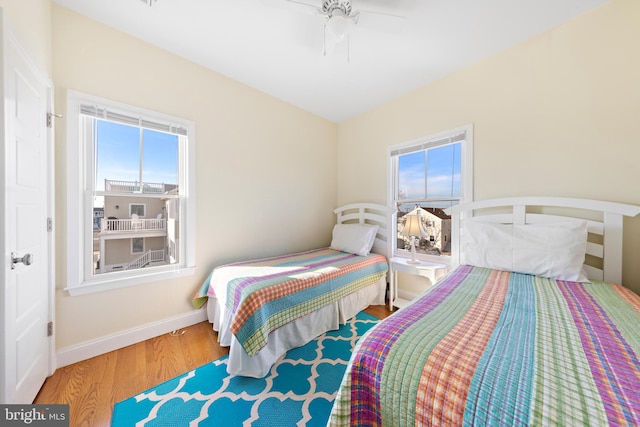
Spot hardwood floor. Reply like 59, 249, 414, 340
34, 304, 393, 427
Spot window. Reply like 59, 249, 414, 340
132, 238, 144, 254
130, 204, 146, 218
389, 125, 473, 263
65, 91, 196, 295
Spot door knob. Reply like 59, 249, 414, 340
11, 252, 33, 269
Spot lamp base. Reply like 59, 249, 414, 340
407, 241, 420, 264
407, 239, 421, 264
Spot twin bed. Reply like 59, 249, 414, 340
197, 197, 640, 425
195, 203, 394, 378
329, 197, 640, 426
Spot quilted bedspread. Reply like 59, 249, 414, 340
202, 248, 388, 357
329, 264, 640, 426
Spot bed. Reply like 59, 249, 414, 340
329, 197, 640, 426
195, 203, 394, 378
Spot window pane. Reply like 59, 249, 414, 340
130, 204, 145, 217
426, 142, 461, 199
142, 129, 179, 193
397, 142, 462, 201
95, 120, 141, 191
397, 151, 426, 200
91, 119, 180, 275
132, 238, 144, 253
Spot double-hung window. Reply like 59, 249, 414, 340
65, 91, 196, 295
389, 125, 473, 263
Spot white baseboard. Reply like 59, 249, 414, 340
55, 309, 209, 368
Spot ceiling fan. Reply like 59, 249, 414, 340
282, 0, 405, 59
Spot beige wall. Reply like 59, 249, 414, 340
10, 0, 640, 355
52, 4, 337, 349
0, 0, 51, 75
337, 0, 640, 294
104, 196, 165, 219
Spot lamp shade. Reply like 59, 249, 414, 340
402, 214, 422, 237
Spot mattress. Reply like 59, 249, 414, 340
329, 264, 640, 426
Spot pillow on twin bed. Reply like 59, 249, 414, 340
330, 224, 379, 256
461, 220, 589, 282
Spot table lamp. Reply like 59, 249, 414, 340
402, 214, 422, 264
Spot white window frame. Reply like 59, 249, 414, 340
131, 237, 145, 254
65, 90, 196, 296
129, 203, 146, 218
388, 124, 473, 265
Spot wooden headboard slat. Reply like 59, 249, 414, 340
334, 203, 395, 258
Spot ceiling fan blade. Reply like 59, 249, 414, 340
353, 8, 406, 33
284, 0, 322, 13
355, 8, 405, 20
349, 11, 360, 24
260, 0, 322, 15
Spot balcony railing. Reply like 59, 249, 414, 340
101, 218, 166, 233
104, 179, 178, 194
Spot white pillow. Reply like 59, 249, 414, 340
461, 221, 513, 271
330, 224, 379, 256
461, 220, 589, 281
512, 222, 588, 281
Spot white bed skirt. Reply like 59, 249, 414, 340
207, 276, 386, 378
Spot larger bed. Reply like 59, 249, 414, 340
195, 203, 394, 378
329, 197, 640, 426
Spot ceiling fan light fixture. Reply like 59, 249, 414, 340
325, 11, 349, 42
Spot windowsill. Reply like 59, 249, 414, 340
65, 265, 196, 296
393, 252, 453, 267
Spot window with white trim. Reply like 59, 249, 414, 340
65, 91, 196, 295
132, 237, 145, 254
130, 203, 146, 218
389, 125, 473, 263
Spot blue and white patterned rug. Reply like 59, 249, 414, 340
112, 311, 379, 426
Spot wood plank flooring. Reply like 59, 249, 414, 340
34, 305, 393, 427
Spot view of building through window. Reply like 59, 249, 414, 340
91, 119, 180, 274
396, 205, 453, 256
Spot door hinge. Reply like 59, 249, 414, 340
47, 321, 53, 337
46, 112, 62, 128
47, 218, 53, 232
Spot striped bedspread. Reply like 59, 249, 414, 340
206, 248, 388, 357
329, 265, 640, 426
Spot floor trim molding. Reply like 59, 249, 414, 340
56, 310, 208, 368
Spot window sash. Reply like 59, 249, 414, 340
391, 129, 466, 204
388, 125, 473, 263
87, 115, 181, 277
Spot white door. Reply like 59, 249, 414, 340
1, 14, 54, 403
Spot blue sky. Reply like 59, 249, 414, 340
398, 142, 461, 201
95, 120, 178, 191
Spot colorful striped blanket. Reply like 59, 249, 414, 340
329, 265, 640, 426
198, 248, 388, 357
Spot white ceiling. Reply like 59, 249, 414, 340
51, 0, 609, 123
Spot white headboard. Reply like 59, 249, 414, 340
446, 197, 640, 283
334, 203, 395, 258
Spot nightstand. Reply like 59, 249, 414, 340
389, 257, 448, 310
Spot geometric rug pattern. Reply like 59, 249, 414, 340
111, 311, 379, 427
